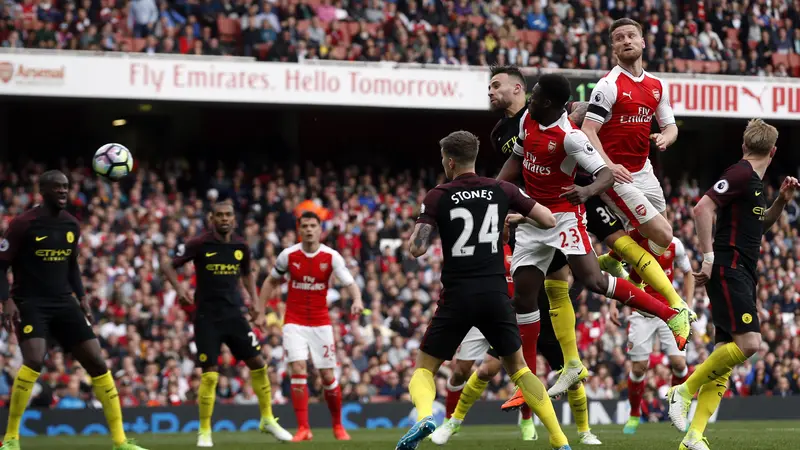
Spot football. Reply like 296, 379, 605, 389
93, 143, 134, 180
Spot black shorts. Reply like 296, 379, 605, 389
195, 314, 261, 368
706, 265, 759, 344
422, 288, 520, 361
16, 299, 96, 350
584, 195, 624, 243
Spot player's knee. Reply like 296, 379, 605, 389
630, 363, 647, 379
290, 361, 308, 376
647, 219, 673, 248
22, 357, 45, 373
203, 365, 220, 374
451, 362, 473, 385
320, 369, 336, 385
476, 363, 497, 381
737, 334, 762, 358
671, 361, 687, 374
83, 356, 109, 377
244, 357, 265, 371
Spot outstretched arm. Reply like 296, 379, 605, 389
764, 176, 799, 229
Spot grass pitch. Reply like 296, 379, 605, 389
10, 421, 799, 449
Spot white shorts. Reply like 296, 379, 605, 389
454, 327, 491, 361
283, 323, 337, 369
600, 160, 666, 231
627, 312, 685, 362
511, 211, 593, 275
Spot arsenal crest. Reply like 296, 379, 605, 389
664, 250, 672, 258
320, 263, 329, 271
652, 89, 661, 101
548, 140, 557, 153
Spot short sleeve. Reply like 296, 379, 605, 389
173, 237, 201, 268
417, 187, 445, 226
704, 162, 752, 208
513, 110, 529, 157
0, 217, 30, 265
585, 78, 617, 124
500, 181, 537, 216
673, 239, 691, 273
331, 251, 355, 286
655, 80, 676, 128
564, 130, 607, 175
270, 248, 290, 279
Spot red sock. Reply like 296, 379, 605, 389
516, 312, 541, 373
610, 276, 676, 322
290, 374, 310, 429
672, 367, 689, 386
628, 373, 645, 418
445, 380, 464, 419
323, 379, 343, 426
608, 250, 623, 261
521, 404, 532, 420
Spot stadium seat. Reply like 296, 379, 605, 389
789, 53, 800, 76
297, 20, 310, 33
217, 18, 241, 44
673, 59, 688, 72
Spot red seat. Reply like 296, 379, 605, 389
673, 59, 687, 72
297, 20, 310, 33
217, 18, 241, 43
772, 53, 790, 68
789, 53, 800, 76
468, 15, 485, 26
132, 38, 147, 52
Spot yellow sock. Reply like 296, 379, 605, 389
685, 342, 746, 395
92, 371, 127, 446
689, 369, 730, 435
409, 369, 436, 421
4, 365, 40, 442
568, 383, 590, 433
250, 366, 273, 420
613, 235, 684, 309
453, 372, 488, 421
510, 367, 568, 448
546, 279, 580, 363
199, 372, 219, 432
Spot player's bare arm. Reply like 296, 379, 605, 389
683, 264, 695, 309
764, 176, 799, 229
497, 152, 523, 184
561, 167, 614, 205
68, 234, 91, 323
241, 269, 265, 330
650, 124, 678, 151
258, 273, 283, 309
0, 218, 24, 333
160, 255, 194, 305
409, 223, 434, 257
332, 251, 364, 316
567, 101, 589, 127
692, 195, 717, 287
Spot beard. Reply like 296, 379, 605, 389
617, 47, 643, 64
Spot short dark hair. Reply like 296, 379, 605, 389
440, 131, 480, 166
297, 210, 321, 224
538, 73, 572, 107
212, 200, 234, 212
610, 18, 642, 36
490, 65, 526, 90
40, 170, 67, 186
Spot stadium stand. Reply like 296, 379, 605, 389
2, 0, 800, 75
0, 160, 796, 411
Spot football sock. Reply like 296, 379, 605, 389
453, 372, 488, 421
517, 311, 541, 371
323, 378, 343, 427
684, 342, 747, 396
613, 235, 684, 309
198, 371, 219, 433
249, 366, 273, 420
92, 371, 127, 446
607, 274, 676, 322
4, 365, 40, 441
672, 366, 689, 386
510, 367, 568, 448
290, 373, 310, 429
568, 383, 590, 433
545, 280, 580, 363
445, 379, 465, 419
521, 403, 533, 420
690, 369, 731, 435
409, 368, 436, 421
627, 371, 645, 418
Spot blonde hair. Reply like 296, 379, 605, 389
743, 119, 778, 156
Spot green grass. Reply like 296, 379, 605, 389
8, 421, 800, 449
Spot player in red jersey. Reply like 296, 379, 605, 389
613, 237, 693, 435
497, 73, 692, 398
260, 211, 364, 442
581, 18, 692, 317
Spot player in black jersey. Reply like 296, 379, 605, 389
396, 131, 573, 450
161, 201, 292, 447
0, 171, 147, 450
667, 119, 799, 449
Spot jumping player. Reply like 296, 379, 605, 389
497, 73, 691, 399
582, 18, 692, 316
161, 201, 293, 447
615, 236, 694, 435
395, 130, 572, 450
668, 120, 799, 450
260, 211, 364, 442
0, 171, 147, 450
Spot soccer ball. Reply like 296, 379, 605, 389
93, 143, 134, 180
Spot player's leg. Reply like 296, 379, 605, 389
309, 325, 348, 440
445, 327, 487, 419
282, 324, 313, 440
623, 313, 654, 435
189, 317, 222, 447
567, 252, 691, 350
669, 267, 759, 437
3, 317, 47, 449
478, 293, 569, 449
658, 321, 689, 386
225, 318, 292, 442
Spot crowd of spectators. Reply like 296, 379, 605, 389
0, 157, 798, 412
3, 0, 800, 76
